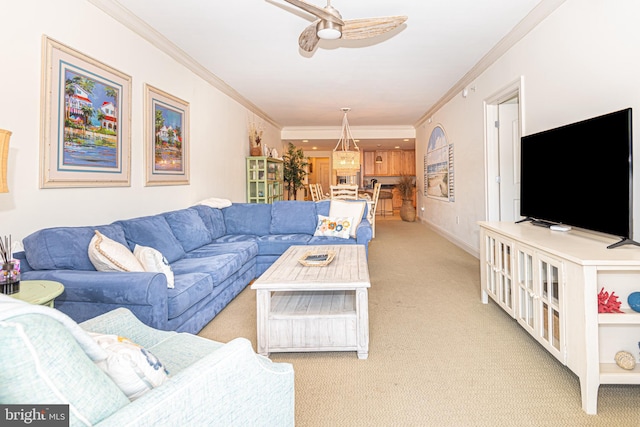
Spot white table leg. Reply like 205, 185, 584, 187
256, 290, 271, 357
356, 288, 369, 359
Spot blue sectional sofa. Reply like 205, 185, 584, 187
16, 200, 371, 334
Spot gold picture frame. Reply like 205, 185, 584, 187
40, 36, 131, 188
144, 84, 190, 186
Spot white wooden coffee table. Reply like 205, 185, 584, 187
251, 244, 370, 359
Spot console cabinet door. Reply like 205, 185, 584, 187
483, 233, 515, 316
516, 246, 536, 336
537, 253, 564, 362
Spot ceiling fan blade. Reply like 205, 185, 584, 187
299, 21, 320, 52
283, 0, 344, 25
341, 16, 408, 40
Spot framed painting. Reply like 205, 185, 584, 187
424, 125, 455, 202
144, 84, 190, 186
40, 36, 131, 188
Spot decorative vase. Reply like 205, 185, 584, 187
1, 261, 20, 295
250, 146, 262, 156
399, 199, 416, 222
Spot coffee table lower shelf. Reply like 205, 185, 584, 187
258, 289, 369, 359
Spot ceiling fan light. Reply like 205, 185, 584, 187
316, 20, 342, 40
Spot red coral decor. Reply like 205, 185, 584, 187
598, 287, 623, 313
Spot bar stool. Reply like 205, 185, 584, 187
378, 190, 393, 216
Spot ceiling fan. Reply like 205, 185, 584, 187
282, 0, 408, 52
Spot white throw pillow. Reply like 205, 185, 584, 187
329, 200, 366, 238
88, 231, 144, 272
134, 244, 175, 288
90, 333, 169, 401
313, 215, 353, 239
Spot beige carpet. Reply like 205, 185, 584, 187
199, 218, 640, 426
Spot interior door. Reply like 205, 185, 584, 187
316, 158, 330, 195
497, 96, 521, 221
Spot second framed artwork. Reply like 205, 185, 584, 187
144, 84, 190, 186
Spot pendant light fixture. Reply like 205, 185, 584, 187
332, 108, 360, 176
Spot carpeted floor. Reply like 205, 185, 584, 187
199, 218, 640, 426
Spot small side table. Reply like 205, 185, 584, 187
11, 280, 64, 307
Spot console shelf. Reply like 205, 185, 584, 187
479, 221, 640, 415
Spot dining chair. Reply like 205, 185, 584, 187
309, 183, 319, 201
330, 185, 359, 200
316, 183, 329, 200
370, 182, 381, 238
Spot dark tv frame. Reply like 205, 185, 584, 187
517, 108, 639, 249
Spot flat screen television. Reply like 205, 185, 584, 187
519, 108, 637, 248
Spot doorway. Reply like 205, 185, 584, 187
484, 78, 523, 222
308, 157, 330, 198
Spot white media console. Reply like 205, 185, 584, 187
479, 221, 640, 414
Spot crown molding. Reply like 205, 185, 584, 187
414, 0, 566, 127
87, 0, 280, 129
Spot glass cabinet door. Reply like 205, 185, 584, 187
484, 234, 514, 315
538, 254, 563, 360
516, 248, 535, 333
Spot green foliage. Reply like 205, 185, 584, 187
282, 142, 309, 200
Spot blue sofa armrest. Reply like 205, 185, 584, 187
21, 270, 168, 329
356, 218, 373, 249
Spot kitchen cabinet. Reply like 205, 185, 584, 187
363, 150, 415, 176
479, 221, 640, 414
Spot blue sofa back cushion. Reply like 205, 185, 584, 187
270, 201, 318, 235
162, 208, 213, 252
22, 224, 128, 271
116, 215, 186, 263
223, 203, 272, 236
191, 205, 227, 240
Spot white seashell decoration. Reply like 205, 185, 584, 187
614, 351, 636, 370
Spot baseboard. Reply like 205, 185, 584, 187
418, 217, 480, 259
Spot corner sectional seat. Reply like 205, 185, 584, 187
16, 200, 372, 334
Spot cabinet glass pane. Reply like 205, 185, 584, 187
542, 262, 548, 299
542, 302, 549, 341
551, 265, 559, 306
552, 308, 560, 350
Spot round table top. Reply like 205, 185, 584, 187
11, 280, 64, 305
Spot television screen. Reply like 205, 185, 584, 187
520, 108, 633, 244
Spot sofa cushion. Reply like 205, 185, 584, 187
329, 200, 366, 238
162, 209, 212, 252
257, 234, 313, 256
167, 273, 214, 320
185, 241, 258, 266
0, 312, 129, 424
91, 333, 169, 401
270, 201, 318, 235
313, 215, 353, 239
23, 224, 128, 271
307, 235, 357, 245
134, 244, 175, 288
223, 203, 272, 235
191, 205, 227, 240
88, 231, 145, 272
116, 215, 186, 263
171, 254, 243, 287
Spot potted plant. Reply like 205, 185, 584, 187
282, 142, 308, 200
395, 174, 416, 222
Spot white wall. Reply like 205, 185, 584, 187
417, 0, 640, 254
0, 0, 281, 246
